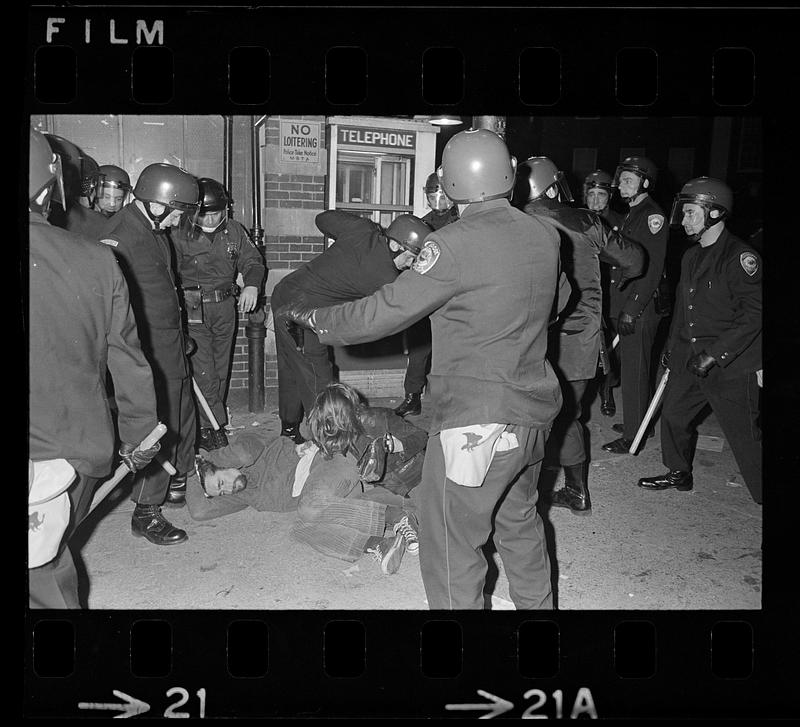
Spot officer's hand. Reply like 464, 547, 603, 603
238, 286, 259, 314
617, 312, 637, 336
274, 302, 318, 331
660, 350, 671, 370
686, 351, 717, 378
119, 441, 161, 473
184, 335, 197, 357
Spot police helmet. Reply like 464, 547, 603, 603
385, 214, 432, 256
613, 156, 658, 192
669, 176, 733, 229
518, 156, 574, 203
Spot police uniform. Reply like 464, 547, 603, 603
29, 212, 158, 607
525, 198, 644, 466
399, 207, 461, 400
270, 210, 399, 425
101, 203, 197, 505
607, 195, 669, 439
172, 219, 265, 429
313, 198, 562, 609
660, 229, 762, 502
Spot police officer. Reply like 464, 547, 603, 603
280, 129, 562, 609
395, 173, 460, 418
44, 134, 109, 240
520, 157, 644, 515
270, 210, 430, 444
28, 129, 160, 607
602, 157, 670, 453
583, 170, 623, 417
101, 163, 200, 542
172, 177, 266, 451
639, 178, 762, 503
95, 164, 132, 217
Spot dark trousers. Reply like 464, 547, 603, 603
415, 426, 552, 610
189, 297, 237, 428
403, 317, 432, 395
545, 378, 589, 467
661, 350, 762, 503
130, 375, 196, 505
271, 288, 334, 425
609, 306, 660, 439
29, 473, 100, 609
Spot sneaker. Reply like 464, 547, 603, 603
393, 514, 419, 556
367, 532, 406, 575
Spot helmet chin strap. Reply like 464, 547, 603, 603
141, 201, 172, 226
687, 207, 725, 242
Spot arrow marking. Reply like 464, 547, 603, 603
446, 689, 514, 719
78, 690, 150, 719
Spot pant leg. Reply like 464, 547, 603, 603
131, 376, 196, 503
379, 450, 425, 496
404, 317, 432, 395
545, 378, 588, 467
703, 371, 762, 503
209, 298, 237, 427
188, 316, 217, 429
294, 328, 335, 418
659, 360, 710, 472
417, 427, 546, 610
619, 310, 659, 439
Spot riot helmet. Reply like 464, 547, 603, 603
424, 171, 454, 212
30, 128, 65, 216
95, 164, 131, 215
583, 170, 613, 211
669, 177, 733, 242
518, 156, 574, 203
133, 163, 200, 226
386, 214, 432, 256
194, 177, 230, 233
44, 133, 83, 203
438, 129, 517, 204
613, 156, 657, 201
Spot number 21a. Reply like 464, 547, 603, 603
522, 688, 597, 719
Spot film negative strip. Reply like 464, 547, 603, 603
23, 2, 794, 720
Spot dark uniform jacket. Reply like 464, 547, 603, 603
275, 210, 399, 306
101, 203, 189, 381
313, 198, 563, 434
64, 204, 112, 240
422, 206, 459, 231
667, 228, 761, 377
172, 218, 265, 295
29, 213, 158, 478
608, 195, 669, 319
525, 199, 645, 380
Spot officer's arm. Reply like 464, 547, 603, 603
555, 270, 573, 316
597, 220, 646, 280
621, 214, 668, 318
236, 226, 267, 289
314, 240, 458, 346
104, 251, 159, 446
315, 209, 373, 240
386, 411, 428, 458
707, 250, 762, 367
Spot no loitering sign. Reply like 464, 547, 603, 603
280, 120, 321, 163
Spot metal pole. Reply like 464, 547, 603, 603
472, 116, 507, 139
223, 115, 233, 218
246, 307, 266, 413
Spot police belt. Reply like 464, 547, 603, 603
200, 286, 237, 304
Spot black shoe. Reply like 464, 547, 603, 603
638, 470, 693, 491
612, 423, 655, 438
280, 422, 306, 445
600, 387, 616, 417
131, 504, 188, 545
164, 475, 187, 509
394, 392, 422, 417
550, 463, 592, 515
601, 437, 634, 454
198, 427, 215, 451
211, 428, 229, 449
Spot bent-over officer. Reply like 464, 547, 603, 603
602, 156, 670, 453
172, 177, 266, 450
28, 129, 160, 607
520, 157, 644, 515
102, 163, 200, 540
280, 129, 563, 609
638, 178, 762, 503
270, 210, 430, 444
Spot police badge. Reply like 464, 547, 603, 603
647, 214, 664, 234
412, 241, 441, 274
740, 251, 759, 276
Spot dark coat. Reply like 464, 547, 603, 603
29, 213, 158, 477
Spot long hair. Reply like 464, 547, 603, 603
307, 383, 366, 459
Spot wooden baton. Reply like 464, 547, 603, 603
88, 423, 168, 514
192, 377, 221, 431
629, 369, 669, 455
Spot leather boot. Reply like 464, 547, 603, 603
600, 383, 616, 417
638, 470, 693, 491
394, 392, 421, 417
550, 463, 592, 515
164, 475, 187, 508
198, 427, 215, 451
211, 428, 229, 449
280, 421, 306, 445
131, 504, 188, 545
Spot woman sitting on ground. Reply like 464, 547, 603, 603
185, 383, 426, 574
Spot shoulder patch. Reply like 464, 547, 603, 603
647, 214, 664, 234
99, 238, 119, 247
740, 251, 759, 276
412, 241, 441, 275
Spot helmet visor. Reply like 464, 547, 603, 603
554, 171, 574, 203
49, 153, 66, 210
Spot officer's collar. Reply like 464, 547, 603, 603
459, 197, 510, 219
